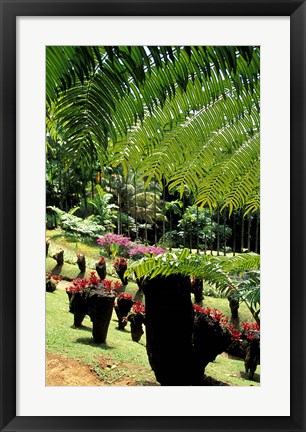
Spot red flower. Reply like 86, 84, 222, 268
98, 256, 106, 264
231, 329, 242, 341
246, 333, 255, 340
132, 301, 145, 314
118, 292, 133, 300
102, 279, 113, 292
212, 309, 224, 321
113, 281, 123, 291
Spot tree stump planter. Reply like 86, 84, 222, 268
192, 310, 232, 383
129, 313, 145, 342
113, 258, 128, 286
95, 257, 107, 280
244, 332, 260, 380
52, 249, 64, 266
70, 292, 89, 327
76, 254, 86, 274
144, 274, 194, 386
116, 295, 134, 330
87, 283, 116, 343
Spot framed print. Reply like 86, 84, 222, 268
1, 1, 305, 431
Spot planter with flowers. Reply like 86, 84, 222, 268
87, 276, 122, 343
192, 305, 233, 383
127, 301, 146, 342
46, 274, 61, 292
66, 277, 89, 327
115, 293, 134, 330
241, 322, 260, 379
113, 257, 128, 287
95, 256, 107, 280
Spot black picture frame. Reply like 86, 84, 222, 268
0, 1, 305, 431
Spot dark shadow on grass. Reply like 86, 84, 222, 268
50, 263, 63, 276
70, 324, 92, 332
75, 337, 114, 350
240, 371, 260, 383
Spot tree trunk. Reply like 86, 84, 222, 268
247, 214, 252, 252
216, 207, 220, 256
255, 212, 260, 253
241, 214, 245, 252
233, 211, 236, 256
143, 275, 194, 385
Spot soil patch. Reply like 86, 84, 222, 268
46, 352, 157, 386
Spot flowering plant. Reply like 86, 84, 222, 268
66, 273, 122, 295
130, 300, 146, 316
46, 274, 61, 282
98, 256, 106, 264
97, 233, 132, 257
46, 273, 62, 292
113, 257, 127, 270
193, 304, 242, 341
128, 244, 165, 260
118, 292, 133, 301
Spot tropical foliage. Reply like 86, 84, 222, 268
46, 46, 260, 214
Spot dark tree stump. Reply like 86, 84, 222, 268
87, 283, 116, 343
116, 297, 133, 330
46, 239, 50, 257
115, 265, 128, 286
192, 312, 232, 383
71, 292, 88, 327
52, 249, 64, 266
144, 274, 194, 386
244, 333, 260, 380
191, 277, 203, 305
96, 261, 107, 280
129, 314, 145, 342
76, 254, 86, 273
134, 274, 147, 301
46, 279, 57, 292
229, 297, 240, 321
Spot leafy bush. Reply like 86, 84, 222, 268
46, 206, 105, 240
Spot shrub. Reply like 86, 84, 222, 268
97, 233, 133, 258
128, 244, 165, 260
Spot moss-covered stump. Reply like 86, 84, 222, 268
116, 295, 134, 330
87, 284, 116, 343
144, 274, 194, 386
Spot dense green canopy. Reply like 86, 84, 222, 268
46, 46, 260, 214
